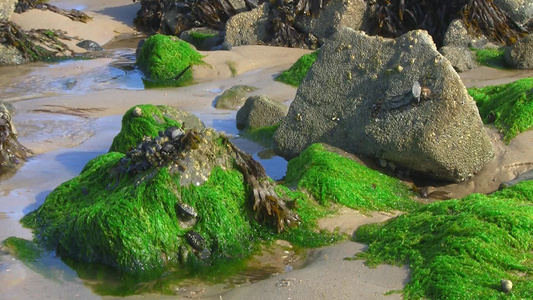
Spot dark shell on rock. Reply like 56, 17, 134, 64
185, 230, 205, 252
176, 202, 197, 219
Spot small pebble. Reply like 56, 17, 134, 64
501, 279, 513, 293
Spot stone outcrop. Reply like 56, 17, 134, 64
236, 95, 288, 130
273, 28, 494, 182
224, 3, 269, 47
442, 19, 488, 49
0, 101, 31, 171
493, 0, 533, 27
439, 46, 477, 72
0, 0, 16, 20
0, 43, 27, 66
504, 33, 533, 69
294, 0, 369, 44
214, 85, 257, 109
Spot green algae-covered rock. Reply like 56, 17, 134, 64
136, 34, 206, 85
354, 180, 533, 299
285, 143, 419, 212
109, 104, 204, 154
468, 77, 533, 142
276, 50, 319, 87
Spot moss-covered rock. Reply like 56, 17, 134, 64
276, 50, 319, 87
354, 179, 533, 299
472, 47, 508, 69
468, 77, 533, 142
214, 85, 257, 109
136, 34, 206, 85
285, 143, 419, 212
109, 104, 204, 154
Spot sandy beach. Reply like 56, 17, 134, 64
1, 1, 533, 299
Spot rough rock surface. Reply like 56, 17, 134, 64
224, 3, 268, 47
0, 43, 27, 66
0, 101, 31, 171
442, 19, 488, 49
493, 0, 533, 26
236, 95, 288, 130
439, 46, 477, 72
273, 28, 494, 182
294, 0, 369, 44
215, 85, 257, 109
504, 33, 533, 69
0, 0, 16, 20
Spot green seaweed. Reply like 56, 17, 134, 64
2, 237, 44, 262
109, 104, 182, 153
284, 143, 419, 212
189, 31, 216, 44
354, 180, 533, 299
468, 77, 533, 142
276, 50, 319, 87
136, 34, 206, 85
472, 48, 508, 69
241, 124, 279, 148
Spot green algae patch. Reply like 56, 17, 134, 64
241, 124, 279, 148
354, 180, 533, 299
468, 77, 533, 142
284, 143, 419, 212
2, 237, 44, 262
109, 104, 182, 153
472, 48, 508, 69
136, 34, 206, 85
276, 50, 319, 87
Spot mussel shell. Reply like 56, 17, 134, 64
176, 202, 197, 219
185, 230, 205, 251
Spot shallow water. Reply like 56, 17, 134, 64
0, 46, 294, 298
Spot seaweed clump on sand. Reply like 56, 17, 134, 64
468, 77, 533, 142
0, 20, 76, 62
0, 101, 32, 172
276, 50, 319, 87
354, 179, 533, 299
136, 34, 207, 86
21, 104, 301, 279
284, 143, 419, 213
367, 0, 530, 48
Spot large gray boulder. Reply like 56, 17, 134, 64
273, 28, 494, 182
294, 0, 370, 44
493, 0, 533, 27
0, 0, 16, 20
224, 3, 269, 47
236, 95, 288, 130
504, 34, 533, 69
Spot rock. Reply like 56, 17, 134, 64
493, 0, 533, 27
0, 43, 27, 66
0, 101, 31, 171
0, 0, 16, 20
499, 169, 533, 190
236, 95, 288, 130
76, 40, 104, 51
179, 27, 223, 51
273, 28, 493, 182
439, 46, 477, 72
227, 0, 248, 12
224, 3, 269, 47
500, 279, 513, 293
132, 106, 143, 117
215, 85, 257, 110
294, 0, 370, 44
442, 19, 488, 49
504, 34, 533, 69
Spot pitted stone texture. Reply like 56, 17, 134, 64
273, 28, 493, 182
442, 19, 488, 49
0, 43, 27, 66
504, 34, 533, 69
294, 0, 370, 44
236, 95, 288, 130
0, 0, 16, 20
224, 3, 269, 47
493, 0, 533, 26
439, 46, 477, 72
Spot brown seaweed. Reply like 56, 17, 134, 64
15, 0, 92, 23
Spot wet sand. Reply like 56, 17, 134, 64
1, 1, 533, 299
